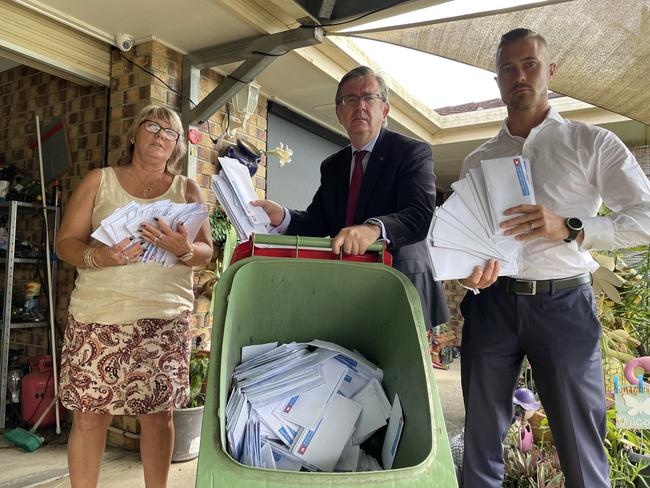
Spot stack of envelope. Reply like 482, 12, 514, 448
226, 340, 405, 472
428, 155, 536, 280
211, 156, 270, 241
90, 200, 208, 266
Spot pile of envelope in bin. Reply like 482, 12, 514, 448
225, 340, 404, 472
427, 155, 536, 280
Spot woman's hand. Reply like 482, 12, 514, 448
93, 237, 143, 267
139, 218, 192, 257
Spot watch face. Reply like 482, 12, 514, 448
567, 217, 583, 231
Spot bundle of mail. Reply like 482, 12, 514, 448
226, 340, 404, 472
211, 156, 270, 241
90, 200, 208, 266
428, 155, 536, 280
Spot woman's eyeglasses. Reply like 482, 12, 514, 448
140, 120, 181, 142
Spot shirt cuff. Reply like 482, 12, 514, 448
269, 208, 291, 235
579, 216, 615, 251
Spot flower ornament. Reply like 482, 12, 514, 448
264, 143, 293, 166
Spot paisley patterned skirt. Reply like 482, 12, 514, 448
59, 311, 192, 415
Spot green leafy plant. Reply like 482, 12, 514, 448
594, 245, 650, 486
209, 207, 234, 245
595, 248, 650, 391
611, 248, 650, 355
201, 207, 238, 299
503, 428, 565, 488
186, 349, 209, 408
605, 406, 649, 487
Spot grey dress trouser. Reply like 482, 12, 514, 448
460, 283, 610, 488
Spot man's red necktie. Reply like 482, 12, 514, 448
345, 150, 368, 226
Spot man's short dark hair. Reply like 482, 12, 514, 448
335, 66, 389, 104
496, 28, 550, 64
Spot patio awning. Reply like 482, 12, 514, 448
326, 0, 650, 125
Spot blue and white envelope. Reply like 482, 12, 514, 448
482, 155, 535, 235
275, 357, 348, 428
381, 394, 404, 470
291, 393, 362, 471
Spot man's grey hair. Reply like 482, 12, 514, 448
335, 66, 390, 105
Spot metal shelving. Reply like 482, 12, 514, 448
0, 201, 59, 428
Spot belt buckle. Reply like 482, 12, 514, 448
516, 279, 537, 295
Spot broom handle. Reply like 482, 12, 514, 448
35, 115, 61, 434
28, 393, 59, 434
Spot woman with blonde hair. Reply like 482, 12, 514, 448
56, 105, 212, 487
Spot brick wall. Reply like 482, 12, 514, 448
184, 68, 268, 348
0, 65, 107, 359
106, 41, 182, 166
191, 68, 268, 202
443, 280, 466, 346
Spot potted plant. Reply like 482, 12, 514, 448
503, 428, 565, 487
594, 246, 650, 487
172, 349, 209, 462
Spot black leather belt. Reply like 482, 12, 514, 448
495, 273, 592, 295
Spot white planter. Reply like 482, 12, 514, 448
172, 405, 204, 462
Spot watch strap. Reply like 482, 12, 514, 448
178, 248, 194, 262
563, 218, 582, 243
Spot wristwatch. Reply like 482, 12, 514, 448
178, 248, 194, 262
364, 218, 383, 239
364, 218, 382, 230
563, 217, 583, 243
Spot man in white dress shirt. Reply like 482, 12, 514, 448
458, 28, 650, 487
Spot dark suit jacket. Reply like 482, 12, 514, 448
287, 128, 449, 327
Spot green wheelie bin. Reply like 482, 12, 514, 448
196, 235, 457, 487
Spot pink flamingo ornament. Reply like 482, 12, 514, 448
624, 356, 650, 385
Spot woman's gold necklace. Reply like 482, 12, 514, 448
130, 166, 165, 197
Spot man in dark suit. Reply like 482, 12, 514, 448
253, 66, 449, 328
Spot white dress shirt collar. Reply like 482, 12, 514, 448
351, 129, 381, 154
498, 107, 564, 141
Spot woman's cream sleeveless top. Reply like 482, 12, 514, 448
68, 167, 194, 324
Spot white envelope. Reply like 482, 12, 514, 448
308, 340, 383, 383
260, 442, 277, 470
254, 403, 302, 447
482, 155, 536, 235
291, 393, 362, 471
241, 342, 278, 363
337, 367, 372, 398
226, 392, 249, 461
433, 208, 503, 259
350, 378, 392, 445
218, 157, 270, 226
335, 444, 361, 472
275, 357, 348, 428
468, 167, 495, 235
381, 394, 404, 470
429, 245, 518, 281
